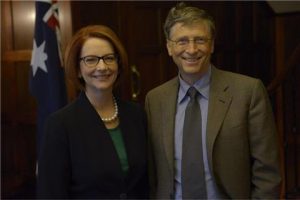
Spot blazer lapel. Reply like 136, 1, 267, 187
206, 67, 232, 170
161, 78, 179, 175
77, 92, 125, 179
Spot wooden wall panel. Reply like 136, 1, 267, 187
1, 1, 73, 198
1, 1, 37, 198
71, 1, 119, 32
12, 1, 35, 50
280, 13, 300, 199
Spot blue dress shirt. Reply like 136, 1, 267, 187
174, 66, 221, 199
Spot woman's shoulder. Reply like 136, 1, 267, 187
46, 96, 81, 123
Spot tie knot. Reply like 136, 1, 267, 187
187, 87, 198, 99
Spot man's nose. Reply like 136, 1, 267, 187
185, 41, 198, 53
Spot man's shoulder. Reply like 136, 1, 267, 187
213, 66, 259, 85
146, 76, 178, 97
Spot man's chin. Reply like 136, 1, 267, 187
182, 66, 202, 73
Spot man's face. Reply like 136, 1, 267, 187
167, 21, 214, 85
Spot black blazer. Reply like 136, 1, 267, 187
37, 92, 149, 199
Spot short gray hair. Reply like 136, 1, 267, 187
164, 2, 216, 40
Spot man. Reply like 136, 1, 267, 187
145, 2, 281, 199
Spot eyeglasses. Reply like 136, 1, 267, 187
80, 54, 118, 67
168, 37, 212, 49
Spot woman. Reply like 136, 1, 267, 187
37, 25, 148, 199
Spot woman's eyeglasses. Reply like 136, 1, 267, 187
80, 53, 118, 68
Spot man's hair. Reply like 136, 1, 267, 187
164, 2, 216, 40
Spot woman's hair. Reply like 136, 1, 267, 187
64, 25, 128, 90
164, 2, 216, 40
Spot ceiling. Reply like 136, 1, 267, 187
267, 1, 300, 14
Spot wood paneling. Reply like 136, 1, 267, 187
1, 1, 72, 198
274, 16, 286, 198
3, 50, 32, 62
12, 1, 35, 50
1, 1, 37, 198
279, 13, 300, 199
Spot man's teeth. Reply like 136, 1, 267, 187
184, 57, 199, 61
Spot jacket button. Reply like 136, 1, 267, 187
120, 193, 127, 199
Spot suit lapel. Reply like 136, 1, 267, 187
78, 92, 125, 179
206, 67, 232, 170
161, 78, 179, 175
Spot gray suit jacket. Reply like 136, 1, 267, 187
145, 66, 281, 199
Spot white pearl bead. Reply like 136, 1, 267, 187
101, 96, 118, 123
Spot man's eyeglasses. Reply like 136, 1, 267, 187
80, 54, 118, 68
168, 37, 212, 49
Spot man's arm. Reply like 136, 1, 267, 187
248, 79, 282, 198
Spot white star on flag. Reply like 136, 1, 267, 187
31, 40, 48, 76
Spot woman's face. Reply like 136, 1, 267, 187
79, 37, 118, 94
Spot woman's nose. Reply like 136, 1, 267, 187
95, 59, 107, 70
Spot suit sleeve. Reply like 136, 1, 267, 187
248, 80, 282, 198
37, 114, 71, 199
145, 94, 158, 198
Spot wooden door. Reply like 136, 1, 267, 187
118, 2, 177, 103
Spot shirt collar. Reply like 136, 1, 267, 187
178, 65, 211, 104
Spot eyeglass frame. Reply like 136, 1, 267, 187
168, 36, 212, 49
79, 53, 119, 68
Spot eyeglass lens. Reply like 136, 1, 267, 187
81, 54, 117, 67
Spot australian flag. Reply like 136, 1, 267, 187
29, 0, 67, 157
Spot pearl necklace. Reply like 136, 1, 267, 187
101, 96, 118, 123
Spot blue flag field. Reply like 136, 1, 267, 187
29, 0, 67, 157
